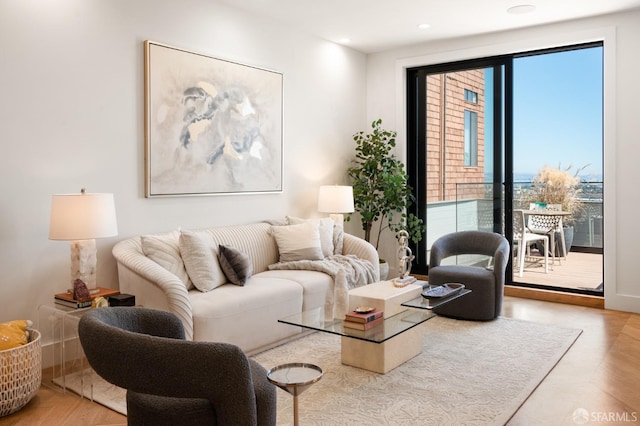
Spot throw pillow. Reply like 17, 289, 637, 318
218, 245, 253, 286
270, 222, 324, 262
141, 230, 193, 290
179, 230, 226, 292
0, 319, 31, 351
333, 222, 344, 255
286, 216, 335, 257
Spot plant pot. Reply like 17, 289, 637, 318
379, 261, 389, 281
556, 226, 574, 257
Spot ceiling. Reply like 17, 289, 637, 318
219, 0, 640, 53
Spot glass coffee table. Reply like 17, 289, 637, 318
278, 282, 471, 374
279, 307, 434, 344
401, 283, 472, 310
279, 307, 434, 374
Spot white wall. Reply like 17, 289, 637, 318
0, 0, 366, 323
366, 11, 640, 313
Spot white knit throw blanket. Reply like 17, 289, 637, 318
268, 254, 377, 320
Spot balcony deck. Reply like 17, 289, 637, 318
513, 250, 603, 292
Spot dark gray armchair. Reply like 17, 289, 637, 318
78, 307, 276, 426
428, 231, 510, 321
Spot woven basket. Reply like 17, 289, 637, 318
0, 329, 42, 417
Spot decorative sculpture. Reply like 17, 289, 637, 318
397, 230, 415, 278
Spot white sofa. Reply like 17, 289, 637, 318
112, 221, 379, 354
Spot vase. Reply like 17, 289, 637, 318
556, 226, 574, 257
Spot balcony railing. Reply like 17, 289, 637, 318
423, 182, 603, 292
425, 182, 603, 250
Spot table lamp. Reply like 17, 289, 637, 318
317, 185, 354, 228
49, 189, 118, 290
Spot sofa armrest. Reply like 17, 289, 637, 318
343, 233, 380, 282
112, 238, 195, 340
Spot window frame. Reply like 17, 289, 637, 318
464, 89, 478, 104
405, 41, 603, 276
464, 109, 478, 167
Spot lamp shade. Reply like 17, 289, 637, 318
317, 185, 354, 214
49, 192, 118, 240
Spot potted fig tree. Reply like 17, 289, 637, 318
346, 119, 425, 279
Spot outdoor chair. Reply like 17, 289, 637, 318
78, 307, 276, 426
513, 209, 549, 277
528, 203, 567, 263
429, 231, 510, 321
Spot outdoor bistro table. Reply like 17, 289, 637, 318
515, 209, 572, 263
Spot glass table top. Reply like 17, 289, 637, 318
267, 363, 323, 390
401, 286, 472, 310
278, 307, 435, 344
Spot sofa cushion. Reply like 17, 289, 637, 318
179, 230, 226, 292
218, 245, 253, 286
257, 270, 331, 312
270, 222, 323, 262
141, 230, 193, 290
189, 277, 303, 352
286, 216, 335, 257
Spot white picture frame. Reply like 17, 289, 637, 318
144, 41, 283, 197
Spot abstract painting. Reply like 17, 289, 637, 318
144, 41, 283, 197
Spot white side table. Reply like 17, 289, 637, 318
37, 304, 94, 399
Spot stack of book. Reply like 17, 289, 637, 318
343, 308, 384, 330
54, 287, 120, 309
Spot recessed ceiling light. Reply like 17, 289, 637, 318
507, 4, 536, 14
417, 23, 431, 30
339, 37, 351, 44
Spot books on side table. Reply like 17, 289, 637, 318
54, 287, 120, 309
343, 308, 384, 330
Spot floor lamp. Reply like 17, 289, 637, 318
49, 189, 118, 292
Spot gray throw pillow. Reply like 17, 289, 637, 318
218, 245, 253, 286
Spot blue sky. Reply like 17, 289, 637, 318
512, 46, 603, 180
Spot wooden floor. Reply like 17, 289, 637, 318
1, 296, 638, 426
0, 381, 126, 426
504, 297, 640, 425
513, 251, 603, 291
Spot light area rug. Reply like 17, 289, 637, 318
62, 316, 580, 425
253, 316, 581, 425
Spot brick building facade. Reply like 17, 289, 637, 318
425, 70, 486, 202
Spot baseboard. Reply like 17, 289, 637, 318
392, 274, 604, 309
505, 285, 604, 309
